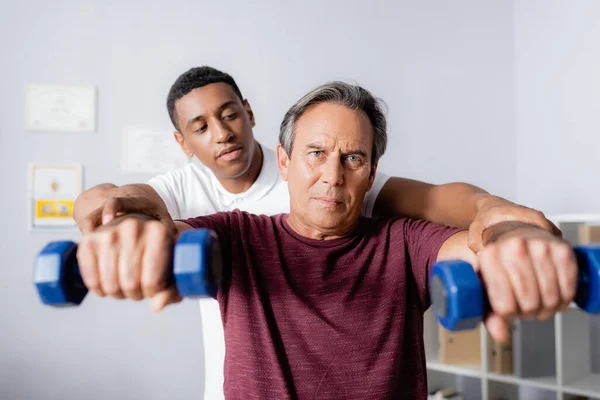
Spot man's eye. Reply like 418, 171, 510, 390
223, 113, 237, 121
195, 125, 207, 133
346, 155, 361, 163
310, 151, 323, 157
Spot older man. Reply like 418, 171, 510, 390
77, 82, 576, 399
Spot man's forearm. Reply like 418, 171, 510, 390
374, 178, 488, 227
74, 183, 167, 232
422, 182, 490, 228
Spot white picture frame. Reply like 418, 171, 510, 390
25, 83, 97, 132
121, 127, 188, 173
28, 164, 83, 230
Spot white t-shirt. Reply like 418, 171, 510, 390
148, 144, 389, 400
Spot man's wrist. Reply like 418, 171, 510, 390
107, 212, 159, 225
482, 221, 553, 246
475, 194, 512, 212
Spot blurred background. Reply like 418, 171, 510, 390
1, 0, 599, 399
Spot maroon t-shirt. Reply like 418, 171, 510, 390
184, 210, 462, 400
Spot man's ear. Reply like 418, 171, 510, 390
367, 163, 378, 191
173, 131, 194, 158
276, 144, 290, 181
243, 100, 256, 128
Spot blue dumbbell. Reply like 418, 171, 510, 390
34, 229, 221, 307
430, 244, 600, 331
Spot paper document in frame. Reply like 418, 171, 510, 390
30, 164, 82, 228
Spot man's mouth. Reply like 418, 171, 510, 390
218, 146, 243, 161
313, 196, 344, 207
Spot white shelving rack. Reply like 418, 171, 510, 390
425, 214, 600, 399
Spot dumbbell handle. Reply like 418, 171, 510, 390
34, 229, 220, 307
430, 244, 600, 331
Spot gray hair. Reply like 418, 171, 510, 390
279, 81, 387, 165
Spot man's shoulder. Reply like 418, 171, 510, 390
149, 162, 210, 183
148, 162, 213, 194
357, 216, 450, 243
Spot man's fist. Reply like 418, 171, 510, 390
76, 214, 182, 312
478, 224, 577, 343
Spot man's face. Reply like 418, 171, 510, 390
278, 102, 377, 237
174, 82, 257, 180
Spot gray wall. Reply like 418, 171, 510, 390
1, 1, 516, 399
514, 0, 600, 213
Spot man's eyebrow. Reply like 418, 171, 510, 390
186, 114, 205, 128
218, 100, 238, 111
342, 149, 368, 157
186, 100, 239, 127
303, 143, 369, 157
304, 143, 326, 150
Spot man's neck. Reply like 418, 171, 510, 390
286, 213, 359, 241
219, 141, 263, 194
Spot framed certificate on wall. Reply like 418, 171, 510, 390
29, 164, 82, 229
25, 83, 97, 132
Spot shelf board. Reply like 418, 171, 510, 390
563, 373, 600, 398
548, 214, 600, 223
487, 372, 557, 391
427, 361, 563, 393
426, 361, 481, 378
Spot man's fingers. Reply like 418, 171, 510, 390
499, 238, 541, 319
80, 207, 103, 234
118, 243, 144, 301
102, 196, 159, 222
117, 220, 144, 301
548, 220, 563, 238
528, 240, 561, 320
467, 221, 485, 254
150, 287, 183, 312
484, 314, 511, 344
97, 231, 125, 299
76, 237, 104, 297
141, 222, 173, 298
479, 245, 518, 320
552, 243, 578, 311
102, 197, 133, 225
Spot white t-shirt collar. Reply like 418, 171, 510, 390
205, 143, 280, 207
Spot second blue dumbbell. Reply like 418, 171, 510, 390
33, 229, 222, 307
429, 244, 600, 331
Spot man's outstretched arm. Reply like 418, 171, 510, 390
373, 177, 560, 252
74, 183, 173, 234
436, 221, 577, 343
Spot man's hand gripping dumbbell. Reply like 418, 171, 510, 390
34, 214, 221, 311
430, 222, 600, 337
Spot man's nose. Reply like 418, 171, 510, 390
320, 157, 344, 186
213, 120, 233, 143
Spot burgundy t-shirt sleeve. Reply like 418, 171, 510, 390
178, 212, 239, 297
180, 212, 235, 250
403, 218, 465, 311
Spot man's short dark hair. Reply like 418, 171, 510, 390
166, 66, 244, 131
